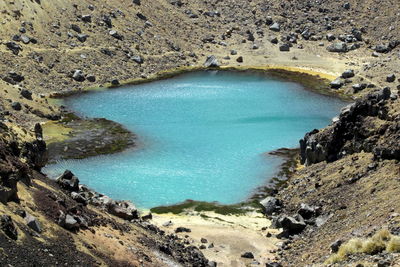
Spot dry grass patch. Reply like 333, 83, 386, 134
326, 229, 400, 264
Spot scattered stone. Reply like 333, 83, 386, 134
64, 214, 79, 230
163, 220, 173, 227
278, 215, 306, 235
5, 42, 22, 55
20, 89, 32, 100
387, 74, 396, 83
107, 201, 139, 220
260, 196, 282, 215
175, 227, 191, 233
137, 13, 147, 21
204, 55, 219, 67
3, 71, 24, 84
341, 69, 355, 79
236, 56, 243, 63
11, 102, 22, 111
330, 239, 343, 253
279, 43, 290, 52
132, 55, 144, 64
71, 192, 87, 204
56, 170, 80, 191
352, 83, 367, 93
70, 24, 82, 33
109, 30, 124, 40
201, 238, 208, 243
330, 78, 345, 89
142, 213, 152, 220
297, 203, 316, 219
269, 22, 280, 32
374, 44, 389, 53
326, 33, 336, 41
76, 34, 88, 42
327, 42, 348, 53
230, 50, 237, 55
81, 15, 92, 23
72, 70, 85, 82
111, 79, 120, 86
241, 252, 254, 258
86, 75, 96, 82
270, 36, 278, 44
25, 213, 42, 233
266, 263, 282, 267
20, 35, 31, 44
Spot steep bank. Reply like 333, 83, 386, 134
1, 0, 400, 266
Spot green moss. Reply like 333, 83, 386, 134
150, 199, 263, 215
59, 113, 80, 123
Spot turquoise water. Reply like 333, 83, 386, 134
44, 71, 345, 208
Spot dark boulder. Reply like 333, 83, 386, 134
241, 252, 254, 258
5, 42, 22, 55
278, 215, 306, 235
387, 74, 396, 83
136, 13, 147, 21
11, 102, 22, 111
341, 69, 355, 79
0, 215, 18, 240
72, 70, 85, 82
204, 55, 219, 68
86, 75, 96, 82
352, 83, 367, 93
374, 44, 390, 53
81, 15, 92, 23
270, 36, 278, 44
236, 56, 243, 63
175, 227, 191, 233
64, 214, 80, 230
260, 196, 282, 215
111, 79, 120, 86
297, 203, 317, 220
20, 124, 48, 170
327, 42, 348, 53
330, 239, 343, 253
109, 30, 124, 40
3, 71, 25, 84
70, 24, 82, 33
25, 213, 42, 233
76, 34, 88, 42
20, 89, 32, 100
56, 170, 80, 192
107, 201, 139, 220
330, 78, 345, 89
279, 43, 290, 52
102, 15, 113, 28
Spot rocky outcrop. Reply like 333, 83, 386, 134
20, 124, 48, 171
300, 88, 396, 165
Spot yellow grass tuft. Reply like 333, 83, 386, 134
325, 229, 399, 264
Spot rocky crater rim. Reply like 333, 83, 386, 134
48, 64, 349, 99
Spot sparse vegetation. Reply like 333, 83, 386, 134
326, 230, 400, 264
150, 200, 264, 215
